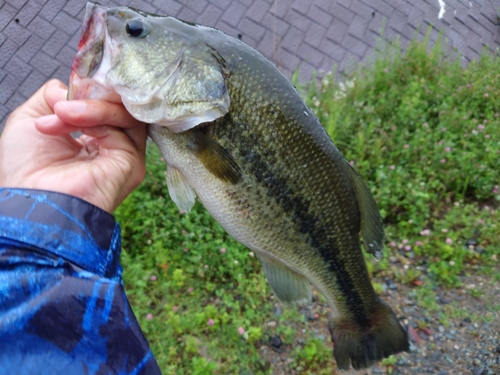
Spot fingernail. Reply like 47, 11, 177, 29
58, 101, 87, 115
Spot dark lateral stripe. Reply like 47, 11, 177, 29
218, 114, 370, 327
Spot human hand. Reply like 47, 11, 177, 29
0, 79, 147, 213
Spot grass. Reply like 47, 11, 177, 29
114, 36, 500, 373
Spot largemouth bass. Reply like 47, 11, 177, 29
69, 3, 409, 370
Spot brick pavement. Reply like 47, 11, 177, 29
0, 0, 499, 128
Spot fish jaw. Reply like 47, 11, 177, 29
68, 2, 121, 102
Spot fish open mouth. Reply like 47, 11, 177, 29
68, 3, 117, 101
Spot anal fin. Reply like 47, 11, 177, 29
258, 256, 312, 305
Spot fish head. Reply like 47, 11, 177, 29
69, 2, 230, 132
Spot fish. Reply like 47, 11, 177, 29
69, 2, 409, 370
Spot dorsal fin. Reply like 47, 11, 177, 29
258, 255, 312, 305
346, 162, 385, 259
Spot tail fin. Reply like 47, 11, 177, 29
328, 302, 409, 370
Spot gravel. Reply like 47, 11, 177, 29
258, 265, 500, 374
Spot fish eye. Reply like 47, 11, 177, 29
126, 19, 148, 38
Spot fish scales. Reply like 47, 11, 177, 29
69, 3, 409, 370
212, 46, 377, 323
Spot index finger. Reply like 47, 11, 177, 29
54, 100, 145, 129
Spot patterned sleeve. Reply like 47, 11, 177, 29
0, 188, 161, 375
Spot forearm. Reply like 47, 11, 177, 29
0, 189, 160, 375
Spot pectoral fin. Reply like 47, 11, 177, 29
346, 162, 385, 259
259, 256, 312, 305
189, 131, 241, 184
166, 165, 197, 213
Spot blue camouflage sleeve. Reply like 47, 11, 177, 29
0, 188, 161, 375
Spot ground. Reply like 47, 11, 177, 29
258, 266, 500, 375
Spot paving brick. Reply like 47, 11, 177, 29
52, 11, 81, 35
368, 11, 386, 34
15, 1, 42, 26
314, 0, 334, 12
238, 16, 266, 42
5, 91, 27, 111
246, 0, 270, 23
56, 45, 77, 66
401, 23, 419, 42
195, 3, 223, 27
236, 0, 254, 7
466, 14, 494, 41
4, 55, 32, 80
67, 27, 81, 49
0, 3, 18, 31
63, 0, 86, 17
446, 28, 467, 51
297, 41, 324, 67
397, 1, 414, 16
336, 0, 353, 8
291, 0, 311, 15
304, 22, 326, 48
307, 5, 333, 29
41, 28, 71, 57
28, 15, 56, 40
0, 106, 10, 130
30, 50, 59, 76
0, 68, 7, 82
53, 64, 72, 84
129, 0, 159, 13
296, 60, 316, 82
212, 0, 232, 11
182, 0, 208, 15
39, 0, 66, 21
14, 34, 42, 62
285, 9, 311, 33
275, 47, 300, 72
0, 38, 18, 67
215, 20, 240, 39
407, 6, 425, 30
222, 1, 247, 27
152, 0, 183, 16
326, 19, 349, 44
350, 0, 375, 20
242, 34, 258, 48
269, 0, 288, 19
17, 67, 46, 98
318, 55, 336, 75
339, 51, 361, 74
361, 0, 394, 18
348, 14, 369, 39
0, 73, 20, 104
320, 38, 347, 62
262, 13, 290, 37
331, 3, 355, 25
342, 34, 369, 57
257, 29, 282, 60
3, 20, 31, 46
177, 6, 197, 22
388, 9, 407, 33
281, 26, 304, 53
0, 33, 6, 46
5, 0, 28, 10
